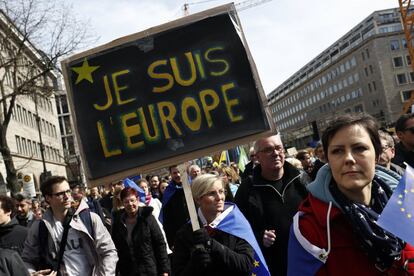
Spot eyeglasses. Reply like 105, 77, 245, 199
381, 145, 392, 152
203, 189, 226, 198
404, 127, 414, 134
258, 146, 284, 155
50, 190, 72, 198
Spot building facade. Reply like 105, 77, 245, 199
0, 10, 66, 194
55, 89, 85, 185
268, 8, 414, 149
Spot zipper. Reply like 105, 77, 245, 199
253, 174, 301, 204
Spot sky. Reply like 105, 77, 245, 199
70, 0, 396, 94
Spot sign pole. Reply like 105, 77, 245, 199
178, 164, 200, 231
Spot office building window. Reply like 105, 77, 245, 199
393, 56, 404, 67
354, 104, 364, 113
401, 90, 412, 102
364, 67, 369, 76
390, 39, 400, 50
410, 72, 414, 83
22, 138, 27, 156
396, 73, 408, 85
15, 136, 22, 154
354, 73, 360, 82
402, 38, 408, 49
32, 141, 37, 157
350, 56, 357, 67
407, 55, 411, 66
27, 140, 32, 156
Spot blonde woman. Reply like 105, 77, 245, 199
173, 174, 265, 276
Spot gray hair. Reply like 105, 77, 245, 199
13, 192, 32, 202
191, 173, 223, 200
378, 130, 395, 148
189, 164, 201, 173
254, 134, 282, 153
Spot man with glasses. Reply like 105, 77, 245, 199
393, 114, 414, 168
235, 134, 308, 276
22, 176, 118, 276
378, 130, 404, 175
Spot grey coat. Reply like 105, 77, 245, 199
22, 201, 118, 276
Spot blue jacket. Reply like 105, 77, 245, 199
307, 164, 400, 208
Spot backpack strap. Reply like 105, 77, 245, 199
38, 220, 49, 265
55, 212, 73, 272
79, 209, 95, 240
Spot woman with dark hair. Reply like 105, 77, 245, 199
288, 113, 414, 275
111, 187, 170, 276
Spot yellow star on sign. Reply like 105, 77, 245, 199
253, 260, 260, 267
72, 58, 100, 84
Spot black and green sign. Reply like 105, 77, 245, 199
62, 4, 272, 182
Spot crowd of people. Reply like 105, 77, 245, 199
1, 112, 414, 275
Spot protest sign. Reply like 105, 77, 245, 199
62, 3, 274, 186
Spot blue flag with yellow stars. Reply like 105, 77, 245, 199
377, 164, 414, 245
215, 203, 270, 276
123, 178, 146, 203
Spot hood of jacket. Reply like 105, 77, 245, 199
121, 205, 154, 223
0, 217, 19, 235
306, 164, 400, 210
74, 199, 89, 215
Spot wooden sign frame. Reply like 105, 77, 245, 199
61, 3, 276, 187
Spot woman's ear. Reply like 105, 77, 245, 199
195, 197, 201, 206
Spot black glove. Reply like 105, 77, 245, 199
192, 228, 210, 246
191, 245, 211, 269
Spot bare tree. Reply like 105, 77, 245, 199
0, 0, 95, 193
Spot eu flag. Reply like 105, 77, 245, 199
215, 203, 270, 276
123, 178, 146, 203
377, 164, 414, 245
287, 212, 326, 276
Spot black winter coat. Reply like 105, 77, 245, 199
161, 183, 189, 248
234, 162, 308, 276
392, 142, 414, 168
0, 217, 27, 255
0, 249, 30, 276
111, 207, 170, 276
172, 223, 254, 276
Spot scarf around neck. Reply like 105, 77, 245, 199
329, 176, 405, 271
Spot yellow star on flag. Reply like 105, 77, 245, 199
72, 58, 100, 84
253, 260, 260, 267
